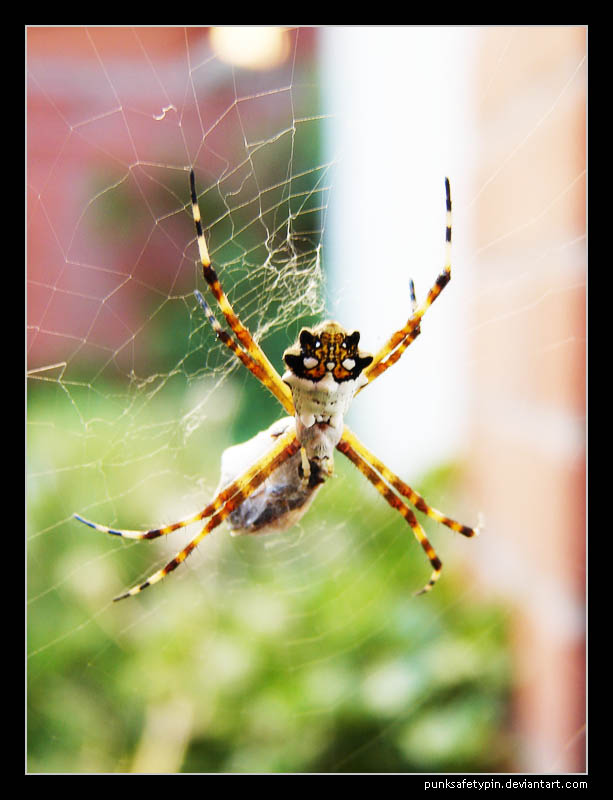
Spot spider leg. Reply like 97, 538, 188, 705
190, 170, 294, 415
361, 177, 452, 390
112, 429, 301, 600
74, 426, 300, 542
337, 424, 479, 595
340, 426, 480, 538
194, 290, 273, 388
359, 279, 421, 387
336, 434, 442, 595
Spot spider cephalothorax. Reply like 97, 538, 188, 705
282, 322, 373, 384
74, 171, 479, 601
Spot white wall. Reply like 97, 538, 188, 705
321, 26, 477, 477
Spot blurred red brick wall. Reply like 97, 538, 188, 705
468, 27, 586, 772
27, 27, 317, 372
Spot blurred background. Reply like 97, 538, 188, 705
27, 26, 586, 774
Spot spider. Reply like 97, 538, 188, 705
74, 170, 480, 601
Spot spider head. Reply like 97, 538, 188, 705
282, 321, 373, 383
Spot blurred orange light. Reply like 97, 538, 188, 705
210, 26, 290, 70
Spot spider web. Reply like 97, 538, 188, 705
27, 26, 586, 775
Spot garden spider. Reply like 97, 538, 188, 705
74, 170, 480, 601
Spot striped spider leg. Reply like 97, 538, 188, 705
189, 170, 294, 416
358, 177, 453, 392
337, 426, 480, 595
75, 427, 301, 600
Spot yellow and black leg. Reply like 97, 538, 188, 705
340, 426, 480, 539
336, 434, 442, 595
190, 170, 294, 415
361, 177, 453, 389
75, 428, 301, 600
